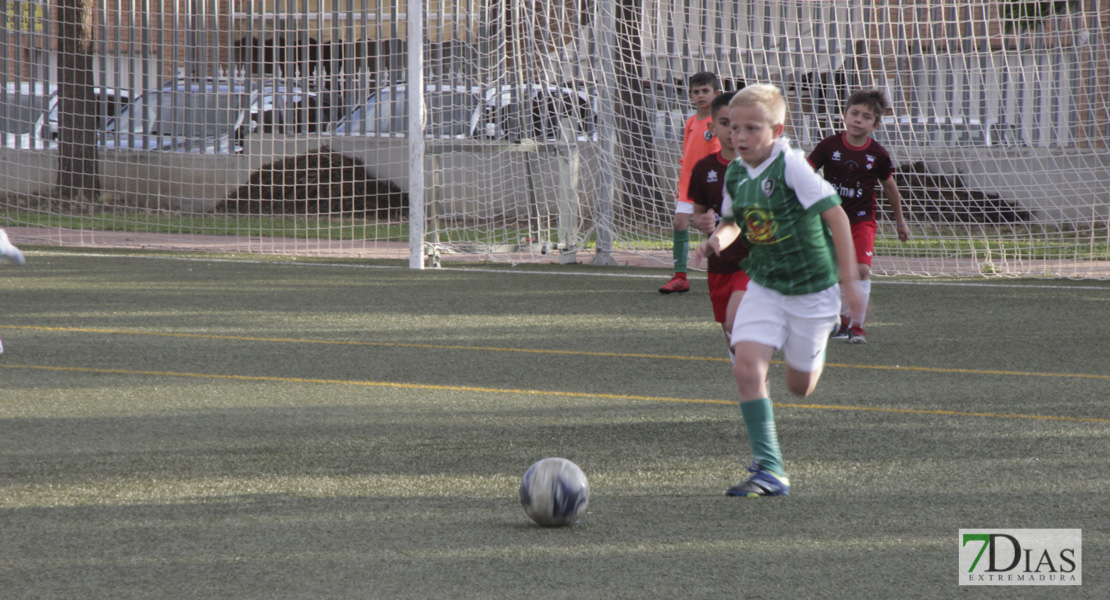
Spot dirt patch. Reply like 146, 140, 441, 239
885, 161, 1033, 224
217, 146, 408, 217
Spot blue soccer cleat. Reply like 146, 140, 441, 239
726, 462, 790, 497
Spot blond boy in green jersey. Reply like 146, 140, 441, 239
695, 84, 862, 497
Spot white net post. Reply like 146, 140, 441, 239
407, 0, 424, 269
590, 0, 618, 266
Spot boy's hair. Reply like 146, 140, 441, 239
710, 91, 736, 117
728, 84, 786, 126
689, 72, 721, 92
845, 88, 889, 123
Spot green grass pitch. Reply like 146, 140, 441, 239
1, 250, 1108, 598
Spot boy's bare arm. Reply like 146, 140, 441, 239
694, 220, 740, 268
881, 176, 910, 242
821, 205, 865, 324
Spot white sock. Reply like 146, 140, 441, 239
856, 279, 871, 325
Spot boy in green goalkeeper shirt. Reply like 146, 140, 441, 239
695, 84, 862, 497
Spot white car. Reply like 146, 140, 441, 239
472, 84, 598, 142
2, 83, 131, 150
873, 115, 1002, 147
1, 82, 53, 149
101, 78, 329, 154
332, 84, 484, 139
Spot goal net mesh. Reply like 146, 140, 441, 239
0, 0, 1107, 277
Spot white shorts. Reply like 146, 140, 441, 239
674, 200, 695, 215
730, 281, 841, 373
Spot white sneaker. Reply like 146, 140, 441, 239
0, 229, 26, 265
0, 337, 4, 354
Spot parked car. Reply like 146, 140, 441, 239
873, 115, 999, 148
2, 83, 132, 150
0, 82, 53, 149
332, 84, 484, 138
39, 87, 132, 147
101, 78, 329, 154
472, 84, 598, 142
334, 83, 598, 143
1, 83, 132, 149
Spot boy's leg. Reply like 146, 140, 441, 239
729, 286, 839, 495
722, 288, 745, 364
781, 304, 841, 397
731, 341, 787, 486
847, 221, 877, 343
709, 270, 748, 363
726, 285, 791, 496
659, 204, 694, 293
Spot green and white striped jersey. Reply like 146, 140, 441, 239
721, 138, 842, 296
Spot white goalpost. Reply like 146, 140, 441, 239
0, 1, 1107, 277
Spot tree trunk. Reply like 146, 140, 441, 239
614, 0, 665, 214
56, 0, 100, 201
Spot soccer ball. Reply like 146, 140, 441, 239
519, 457, 589, 527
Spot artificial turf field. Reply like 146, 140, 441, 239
1, 250, 1107, 599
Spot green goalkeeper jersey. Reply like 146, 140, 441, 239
721, 138, 842, 296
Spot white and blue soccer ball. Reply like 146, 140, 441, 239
519, 457, 589, 527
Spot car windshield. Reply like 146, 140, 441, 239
107, 90, 253, 138
338, 87, 480, 137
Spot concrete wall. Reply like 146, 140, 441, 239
887, 146, 1110, 222
4, 139, 1106, 226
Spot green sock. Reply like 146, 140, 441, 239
673, 229, 689, 273
739, 398, 785, 476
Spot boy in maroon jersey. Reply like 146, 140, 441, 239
690, 91, 749, 361
808, 89, 909, 344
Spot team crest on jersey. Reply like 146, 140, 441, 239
703, 130, 713, 141
707, 169, 718, 183
865, 154, 876, 170
761, 179, 775, 197
832, 150, 842, 161
743, 208, 787, 245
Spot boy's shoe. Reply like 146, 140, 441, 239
658, 276, 690, 294
830, 316, 849, 339
0, 337, 4, 354
726, 462, 791, 497
0, 229, 26, 266
848, 325, 867, 344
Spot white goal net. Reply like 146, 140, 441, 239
1, 1, 1108, 277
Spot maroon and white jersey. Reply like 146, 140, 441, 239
688, 152, 748, 275
808, 133, 894, 225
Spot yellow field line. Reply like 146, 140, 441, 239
2, 363, 1107, 424
4, 324, 1109, 381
